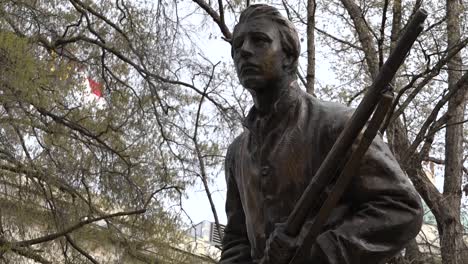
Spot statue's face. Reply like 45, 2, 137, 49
232, 18, 286, 90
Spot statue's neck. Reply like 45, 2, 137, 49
250, 77, 295, 115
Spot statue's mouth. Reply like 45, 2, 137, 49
241, 63, 260, 75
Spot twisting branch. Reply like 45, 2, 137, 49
11, 247, 52, 264
41, 34, 227, 113
67, 0, 167, 112
6, 209, 145, 248
315, 27, 363, 50
380, 36, 468, 132
34, 106, 130, 166
416, 113, 449, 164
192, 0, 232, 41
65, 234, 99, 264
218, 0, 225, 28
405, 70, 468, 160
424, 157, 468, 176
378, 0, 389, 68
281, 1, 362, 52
192, 59, 224, 241
306, 0, 317, 95
144, 185, 183, 209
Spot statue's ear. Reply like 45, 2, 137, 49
283, 54, 295, 71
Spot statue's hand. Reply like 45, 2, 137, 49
262, 223, 298, 264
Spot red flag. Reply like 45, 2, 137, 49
87, 77, 102, 97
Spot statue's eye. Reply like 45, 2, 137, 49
233, 38, 244, 50
252, 35, 270, 44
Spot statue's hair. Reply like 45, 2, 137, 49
232, 4, 300, 74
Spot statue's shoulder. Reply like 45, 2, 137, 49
225, 133, 245, 163
304, 95, 354, 129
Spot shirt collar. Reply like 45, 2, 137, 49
242, 80, 301, 130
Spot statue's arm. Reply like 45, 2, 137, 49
219, 141, 253, 264
313, 134, 423, 264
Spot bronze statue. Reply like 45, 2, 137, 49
220, 4, 423, 264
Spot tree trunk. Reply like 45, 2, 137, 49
339, 0, 379, 78
306, 0, 316, 95
441, 0, 468, 263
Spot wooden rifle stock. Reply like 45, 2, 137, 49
257, 8, 428, 264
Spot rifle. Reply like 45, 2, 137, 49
258, 9, 428, 264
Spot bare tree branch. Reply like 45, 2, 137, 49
424, 157, 468, 176
2, 209, 145, 248
377, 0, 390, 68
405, 70, 468, 159
192, 0, 232, 41
306, 0, 316, 94
65, 234, 100, 264
315, 27, 363, 50
11, 247, 52, 264
380, 36, 468, 132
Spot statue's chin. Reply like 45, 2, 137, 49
241, 76, 267, 91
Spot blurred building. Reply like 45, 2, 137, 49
183, 220, 224, 261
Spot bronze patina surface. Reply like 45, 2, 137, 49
220, 4, 423, 264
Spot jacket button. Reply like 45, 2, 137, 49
261, 166, 270, 176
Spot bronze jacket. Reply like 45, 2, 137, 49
219, 83, 423, 264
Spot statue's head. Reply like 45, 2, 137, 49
231, 4, 300, 90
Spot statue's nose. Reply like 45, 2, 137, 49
240, 39, 254, 58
